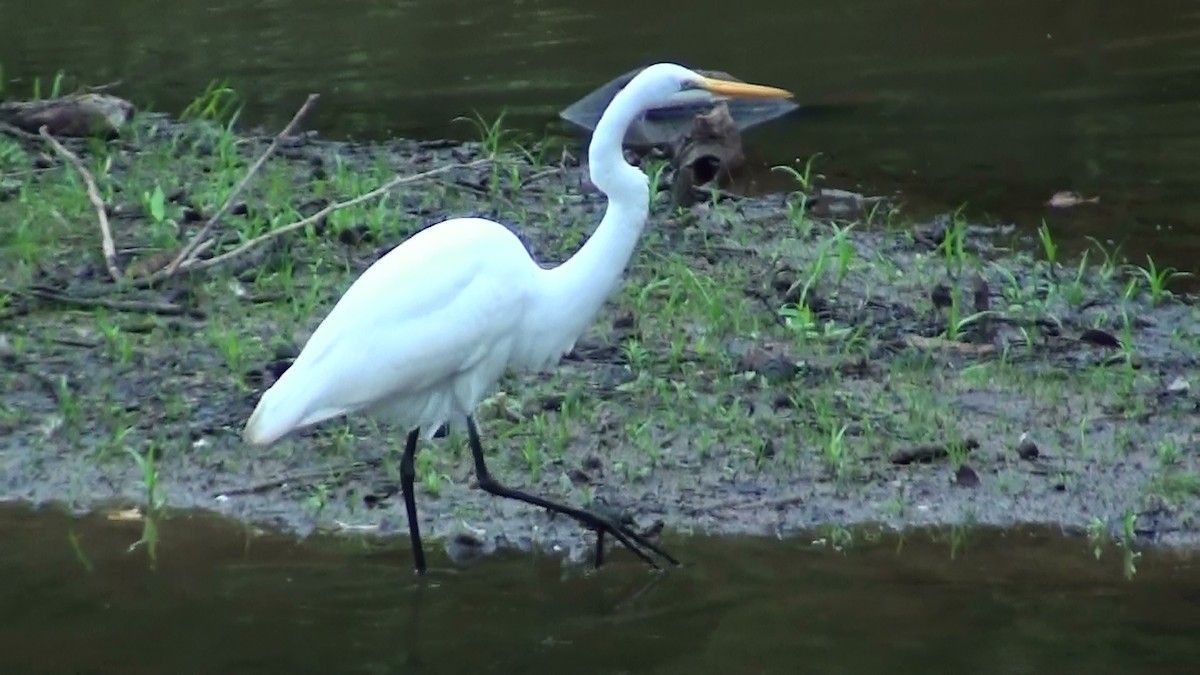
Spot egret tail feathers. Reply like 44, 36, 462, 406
242, 380, 343, 446
243, 389, 299, 446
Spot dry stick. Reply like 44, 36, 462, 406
15, 286, 200, 317
213, 457, 384, 498
686, 492, 807, 516
2, 121, 44, 141
164, 93, 320, 276
178, 158, 491, 275
37, 125, 123, 282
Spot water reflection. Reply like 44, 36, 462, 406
2, 503, 1199, 674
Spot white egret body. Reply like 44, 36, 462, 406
243, 63, 792, 574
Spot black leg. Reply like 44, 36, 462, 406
465, 416, 679, 570
594, 530, 606, 569
400, 428, 427, 575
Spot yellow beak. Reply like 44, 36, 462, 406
697, 76, 793, 99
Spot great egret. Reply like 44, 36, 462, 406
242, 62, 793, 575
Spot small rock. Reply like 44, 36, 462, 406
810, 188, 865, 217
737, 345, 799, 383
1016, 433, 1040, 460
913, 219, 949, 249
445, 531, 488, 566
1079, 328, 1121, 349
972, 274, 990, 313
930, 283, 953, 310
1165, 376, 1190, 397
771, 266, 798, 295
362, 484, 399, 509
539, 394, 565, 412
954, 464, 980, 488
336, 224, 365, 245
1046, 191, 1099, 208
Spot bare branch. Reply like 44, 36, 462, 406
164, 93, 320, 275
2, 121, 42, 141
5, 285, 201, 317
38, 125, 122, 282
167, 158, 490, 277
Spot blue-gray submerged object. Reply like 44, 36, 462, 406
560, 67, 799, 149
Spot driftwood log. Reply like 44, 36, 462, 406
0, 93, 134, 138
669, 102, 744, 209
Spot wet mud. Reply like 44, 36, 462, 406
2, 107, 1198, 569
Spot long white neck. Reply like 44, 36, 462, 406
537, 85, 651, 341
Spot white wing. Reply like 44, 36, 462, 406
243, 218, 536, 445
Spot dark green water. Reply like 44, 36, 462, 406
3, 0, 1200, 272
2, 503, 1199, 674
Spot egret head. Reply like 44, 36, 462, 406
588, 63, 792, 196
622, 63, 793, 111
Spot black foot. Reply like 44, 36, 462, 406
589, 509, 673, 570
579, 508, 679, 571
465, 416, 680, 571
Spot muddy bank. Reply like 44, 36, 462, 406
1, 100, 1198, 569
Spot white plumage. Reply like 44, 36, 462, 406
241, 63, 792, 574
244, 217, 544, 446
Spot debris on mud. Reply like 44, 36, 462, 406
2, 91, 1199, 568
1046, 190, 1100, 209
0, 93, 134, 138
889, 439, 981, 466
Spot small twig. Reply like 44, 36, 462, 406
0, 165, 57, 179
170, 158, 490, 277
522, 166, 564, 188
82, 79, 125, 94
451, 174, 518, 209
164, 93, 320, 276
7, 285, 200, 317
213, 457, 383, 498
333, 520, 381, 533
2, 352, 67, 405
37, 125, 122, 282
51, 335, 101, 348
1, 121, 44, 141
687, 492, 807, 516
